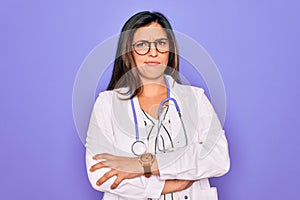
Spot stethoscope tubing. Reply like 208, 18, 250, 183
131, 76, 187, 156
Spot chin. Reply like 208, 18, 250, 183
138, 72, 165, 83
138, 65, 166, 78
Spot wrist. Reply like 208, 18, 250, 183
134, 157, 144, 175
136, 154, 160, 177
138, 153, 154, 178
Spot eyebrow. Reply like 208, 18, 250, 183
133, 38, 168, 43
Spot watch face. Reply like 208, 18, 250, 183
141, 153, 154, 162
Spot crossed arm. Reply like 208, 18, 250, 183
89, 153, 195, 194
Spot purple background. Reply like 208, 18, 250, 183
1, 0, 299, 199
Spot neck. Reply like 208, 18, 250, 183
139, 76, 167, 98
140, 84, 167, 98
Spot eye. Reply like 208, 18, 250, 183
157, 39, 168, 46
135, 41, 148, 48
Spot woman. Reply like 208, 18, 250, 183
86, 11, 230, 200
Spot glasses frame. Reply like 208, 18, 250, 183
132, 38, 170, 55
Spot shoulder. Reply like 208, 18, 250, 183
172, 81, 205, 98
92, 90, 126, 117
95, 89, 130, 107
94, 90, 114, 105
172, 81, 214, 112
165, 75, 205, 96
97, 90, 115, 100
96, 88, 129, 100
94, 90, 119, 109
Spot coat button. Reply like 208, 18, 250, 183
184, 195, 188, 199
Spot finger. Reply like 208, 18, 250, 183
93, 153, 113, 160
90, 162, 106, 172
96, 169, 117, 186
110, 175, 124, 190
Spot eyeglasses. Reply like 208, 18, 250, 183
132, 39, 170, 55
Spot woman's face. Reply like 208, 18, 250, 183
132, 22, 169, 82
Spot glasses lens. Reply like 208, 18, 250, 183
156, 39, 169, 53
133, 41, 149, 55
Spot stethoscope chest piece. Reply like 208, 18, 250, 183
131, 140, 147, 156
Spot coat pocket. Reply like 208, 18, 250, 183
179, 187, 218, 200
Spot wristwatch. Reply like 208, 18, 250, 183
138, 153, 154, 178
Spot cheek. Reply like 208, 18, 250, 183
163, 53, 169, 65
132, 53, 143, 67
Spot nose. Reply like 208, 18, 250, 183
149, 42, 158, 56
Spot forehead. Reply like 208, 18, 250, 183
133, 22, 167, 41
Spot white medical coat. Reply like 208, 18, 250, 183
86, 76, 230, 200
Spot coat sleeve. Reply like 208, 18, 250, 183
85, 92, 165, 199
156, 88, 230, 180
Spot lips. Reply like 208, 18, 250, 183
144, 61, 161, 65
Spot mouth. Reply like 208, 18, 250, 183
144, 61, 161, 66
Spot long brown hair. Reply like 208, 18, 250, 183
107, 11, 180, 98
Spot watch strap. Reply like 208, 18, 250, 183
144, 165, 152, 178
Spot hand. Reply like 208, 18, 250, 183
90, 153, 143, 189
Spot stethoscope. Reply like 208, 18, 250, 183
130, 76, 188, 156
